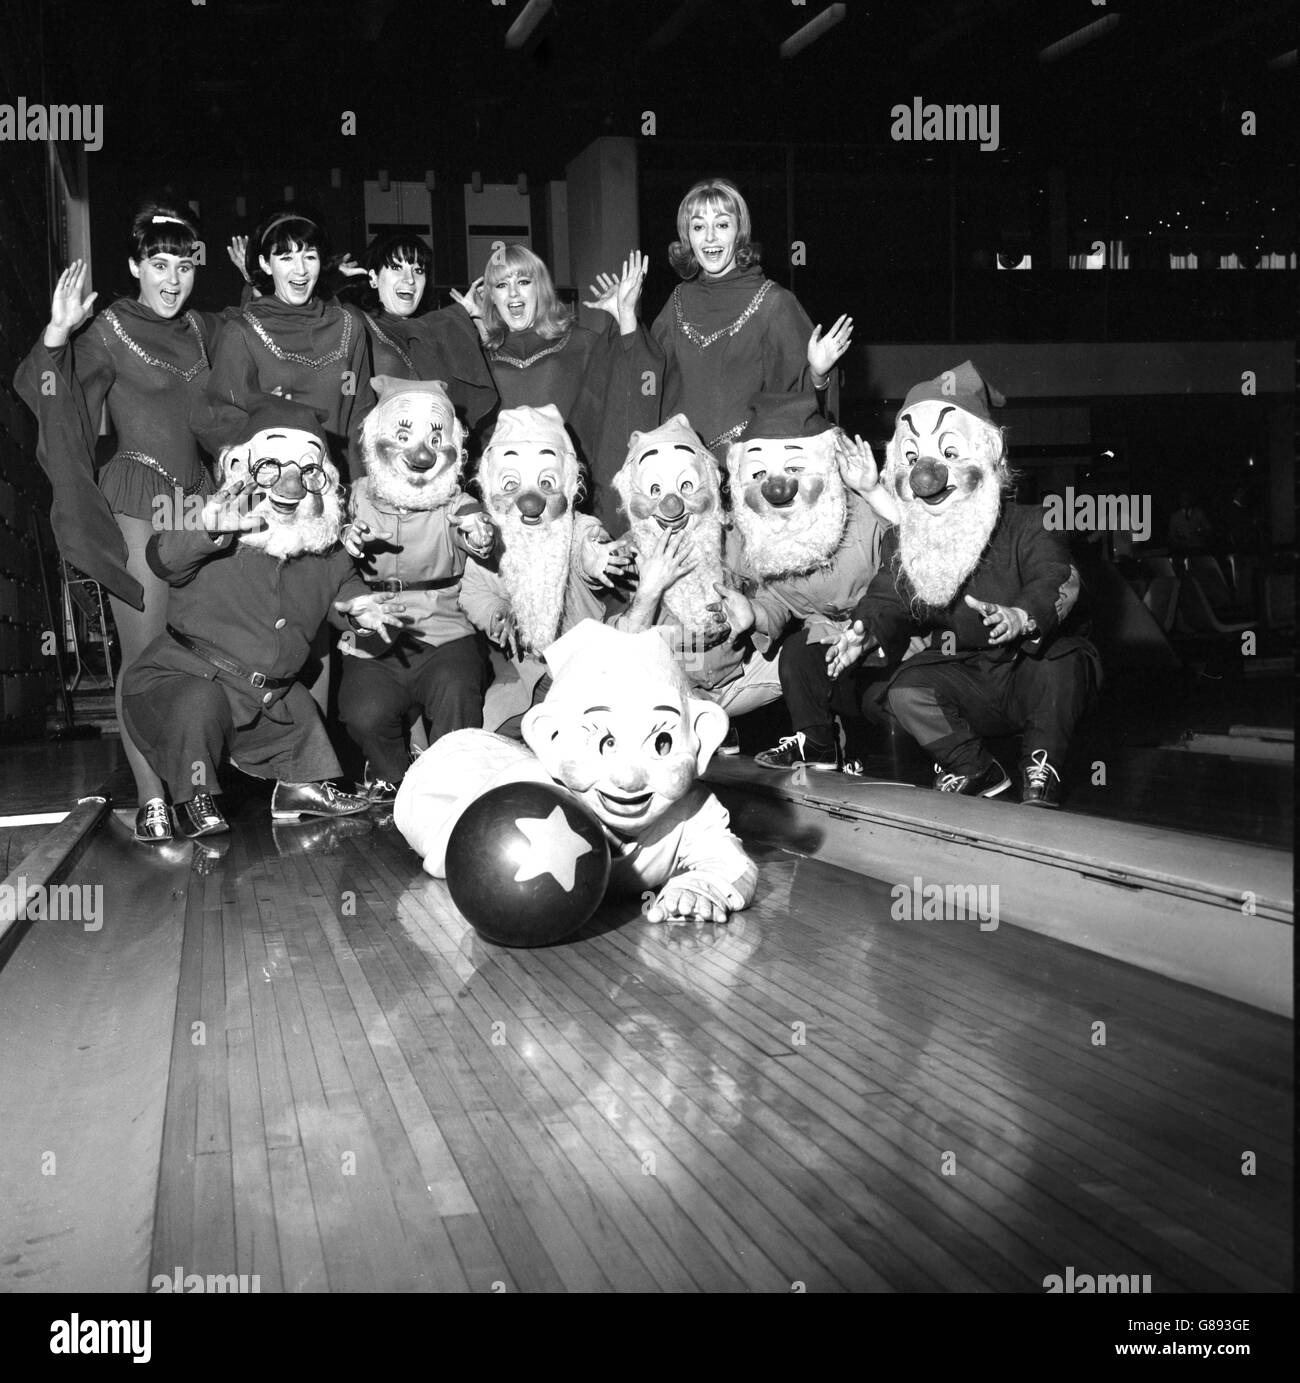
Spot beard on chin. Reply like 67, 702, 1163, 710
733, 477, 847, 579
498, 509, 574, 656
366, 458, 460, 511
630, 511, 726, 631
240, 488, 344, 560
898, 477, 1002, 609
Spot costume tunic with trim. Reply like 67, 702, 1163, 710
201, 295, 371, 479
395, 728, 758, 910
480, 320, 660, 522
650, 264, 816, 456
14, 297, 225, 608
363, 307, 498, 430
344, 478, 481, 657
850, 503, 1102, 679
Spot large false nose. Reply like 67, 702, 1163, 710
761, 474, 799, 507
608, 760, 648, 792
516, 491, 547, 519
659, 493, 685, 520
403, 439, 439, 472
274, 470, 306, 500
909, 459, 949, 498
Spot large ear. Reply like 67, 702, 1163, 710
521, 702, 567, 776
689, 697, 730, 775
220, 443, 253, 484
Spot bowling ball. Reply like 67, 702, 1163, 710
445, 781, 611, 947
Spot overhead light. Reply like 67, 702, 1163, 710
780, 3, 846, 60
1039, 13, 1122, 63
505, 0, 552, 50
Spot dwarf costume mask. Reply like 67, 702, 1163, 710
359, 376, 467, 511
220, 401, 343, 560
613, 414, 727, 631
883, 360, 1010, 609
726, 392, 849, 579
476, 404, 582, 655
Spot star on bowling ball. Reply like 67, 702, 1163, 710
445, 781, 612, 947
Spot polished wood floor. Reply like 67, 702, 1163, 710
146, 806, 1291, 1293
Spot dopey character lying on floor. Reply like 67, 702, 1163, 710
394, 619, 757, 922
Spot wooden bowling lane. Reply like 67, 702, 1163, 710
150, 810, 1292, 1293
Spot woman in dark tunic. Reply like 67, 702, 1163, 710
353, 230, 497, 432
651, 177, 853, 460
203, 207, 371, 481
14, 202, 227, 841
474, 243, 659, 522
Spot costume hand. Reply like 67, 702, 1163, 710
201, 479, 266, 535
965, 595, 1032, 645
835, 432, 881, 497
632, 526, 697, 603
455, 511, 495, 558
808, 313, 853, 381
44, 261, 98, 347
488, 603, 519, 660
340, 518, 395, 559
645, 878, 731, 924
826, 619, 868, 678
227, 236, 252, 284
336, 593, 407, 644
581, 535, 635, 587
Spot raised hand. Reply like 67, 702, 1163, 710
964, 595, 1032, 645
808, 313, 853, 382
335, 592, 407, 643
333, 253, 367, 279
583, 251, 648, 333
201, 479, 266, 536
450, 277, 485, 318
455, 510, 495, 558
44, 261, 98, 348
835, 432, 880, 496
340, 517, 395, 559
825, 618, 868, 678
580, 535, 635, 587
632, 526, 698, 605
227, 236, 252, 283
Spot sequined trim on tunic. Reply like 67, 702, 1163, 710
487, 338, 569, 369
367, 318, 413, 372
706, 421, 747, 451
242, 308, 354, 368
99, 309, 209, 381
672, 280, 774, 350
110, 449, 210, 495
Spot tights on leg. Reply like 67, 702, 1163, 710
109, 515, 169, 805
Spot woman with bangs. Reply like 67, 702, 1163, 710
15, 199, 234, 842
651, 178, 854, 460
203, 206, 371, 482
473, 242, 660, 522
354, 230, 496, 431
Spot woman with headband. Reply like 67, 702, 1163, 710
651, 177, 854, 459
15, 200, 233, 842
471, 242, 659, 523
203, 205, 372, 481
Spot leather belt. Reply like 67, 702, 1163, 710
167, 626, 296, 689
366, 576, 460, 592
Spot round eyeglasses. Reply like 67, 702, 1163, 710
252, 457, 329, 492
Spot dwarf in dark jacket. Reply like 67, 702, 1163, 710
828, 363, 1099, 807
121, 402, 403, 837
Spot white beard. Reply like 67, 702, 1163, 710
732, 477, 847, 579
498, 510, 574, 655
897, 479, 1003, 609
629, 511, 727, 630
240, 488, 344, 560
364, 459, 460, 512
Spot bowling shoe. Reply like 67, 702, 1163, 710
176, 793, 229, 837
933, 759, 1011, 797
270, 780, 371, 820
755, 731, 840, 771
1019, 750, 1063, 808
133, 797, 174, 842
365, 779, 400, 804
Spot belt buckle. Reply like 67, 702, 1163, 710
250, 671, 267, 688
379, 577, 404, 593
